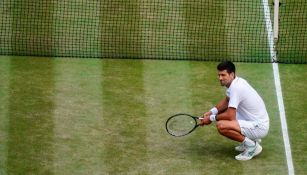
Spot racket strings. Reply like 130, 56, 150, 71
166, 115, 197, 136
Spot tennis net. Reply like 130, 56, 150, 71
276, 0, 307, 63
0, 0, 306, 63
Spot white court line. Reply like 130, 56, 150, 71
262, 0, 295, 174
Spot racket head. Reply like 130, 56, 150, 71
166, 113, 201, 137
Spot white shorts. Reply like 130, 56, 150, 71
238, 120, 269, 140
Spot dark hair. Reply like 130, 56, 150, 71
217, 61, 236, 74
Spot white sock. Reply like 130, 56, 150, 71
243, 137, 256, 147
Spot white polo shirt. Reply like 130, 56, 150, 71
226, 77, 269, 124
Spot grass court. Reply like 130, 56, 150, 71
0, 57, 306, 174
0, 0, 306, 174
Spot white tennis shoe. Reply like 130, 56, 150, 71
235, 142, 262, 161
235, 139, 262, 152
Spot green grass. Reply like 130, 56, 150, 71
279, 64, 307, 175
0, 56, 293, 174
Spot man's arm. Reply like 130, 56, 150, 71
212, 97, 237, 121
201, 97, 231, 125
214, 96, 229, 114
216, 107, 236, 121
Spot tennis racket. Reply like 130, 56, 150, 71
166, 113, 203, 137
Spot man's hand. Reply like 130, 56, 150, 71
200, 111, 212, 126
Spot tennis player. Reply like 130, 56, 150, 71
200, 61, 269, 161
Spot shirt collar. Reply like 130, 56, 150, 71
228, 76, 239, 89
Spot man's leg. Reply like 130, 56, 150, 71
216, 120, 244, 142
215, 120, 262, 161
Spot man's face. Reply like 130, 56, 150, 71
218, 70, 235, 87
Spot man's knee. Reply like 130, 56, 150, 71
216, 121, 240, 135
216, 121, 227, 135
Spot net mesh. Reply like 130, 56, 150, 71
0, 0, 306, 63
276, 0, 307, 63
